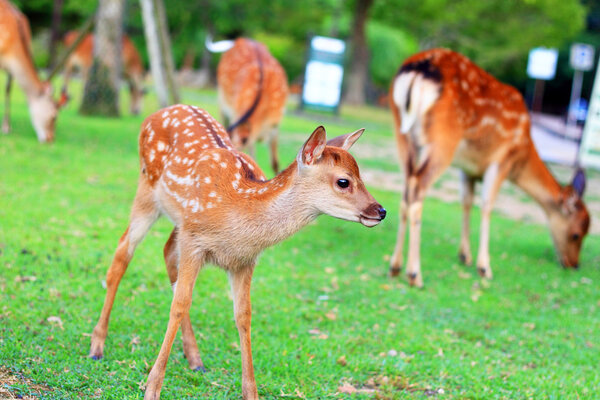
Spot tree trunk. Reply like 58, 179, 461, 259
343, 0, 373, 106
47, 0, 64, 69
80, 0, 124, 117
140, 0, 179, 107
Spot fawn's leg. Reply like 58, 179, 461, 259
89, 179, 159, 359
2, 74, 12, 134
476, 162, 510, 279
229, 265, 258, 400
163, 229, 205, 371
145, 238, 202, 400
458, 171, 476, 265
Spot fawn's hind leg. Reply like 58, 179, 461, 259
89, 178, 159, 359
163, 228, 206, 371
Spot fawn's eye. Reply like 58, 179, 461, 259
571, 233, 580, 241
336, 179, 349, 189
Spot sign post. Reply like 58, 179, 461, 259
526, 47, 559, 114
300, 36, 346, 113
579, 60, 600, 169
567, 43, 595, 127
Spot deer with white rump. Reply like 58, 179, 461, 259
0, 0, 65, 142
214, 37, 288, 173
389, 48, 590, 288
88, 104, 386, 399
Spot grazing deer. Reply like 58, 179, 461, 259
216, 38, 288, 173
88, 104, 385, 400
389, 48, 590, 287
62, 31, 145, 114
0, 0, 64, 142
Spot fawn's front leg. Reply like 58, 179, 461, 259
145, 246, 202, 400
229, 266, 258, 400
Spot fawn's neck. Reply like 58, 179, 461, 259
512, 142, 563, 214
240, 161, 320, 248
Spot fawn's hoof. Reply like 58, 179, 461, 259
407, 272, 423, 288
90, 355, 102, 361
193, 365, 207, 373
389, 266, 401, 277
458, 252, 472, 266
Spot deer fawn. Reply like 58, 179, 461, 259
216, 38, 288, 173
62, 31, 146, 114
389, 48, 590, 287
0, 0, 64, 142
88, 104, 385, 399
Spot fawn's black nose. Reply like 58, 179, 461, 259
378, 207, 387, 220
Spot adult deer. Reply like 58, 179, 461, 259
88, 104, 385, 399
0, 0, 64, 142
215, 38, 288, 173
62, 31, 145, 114
389, 48, 590, 288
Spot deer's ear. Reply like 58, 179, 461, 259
299, 126, 327, 166
572, 168, 586, 198
326, 128, 364, 151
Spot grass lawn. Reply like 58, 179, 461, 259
1, 77, 599, 399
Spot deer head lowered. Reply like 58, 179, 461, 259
88, 104, 385, 400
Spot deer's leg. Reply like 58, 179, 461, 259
459, 171, 476, 265
2, 74, 12, 134
145, 239, 202, 400
61, 64, 72, 100
269, 127, 279, 174
229, 265, 258, 400
390, 133, 409, 277
389, 195, 407, 277
163, 228, 205, 371
404, 146, 456, 288
475, 163, 509, 279
89, 179, 159, 360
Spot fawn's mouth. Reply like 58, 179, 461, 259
360, 215, 383, 227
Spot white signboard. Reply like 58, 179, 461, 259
301, 36, 346, 111
570, 43, 595, 71
580, 61, 600, 169
527, 47, 559, 80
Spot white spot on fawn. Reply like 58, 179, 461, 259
204, 177, 211, 184
157, 141, 166, 151
163, 118, 170, 128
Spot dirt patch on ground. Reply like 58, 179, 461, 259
0, 367, 53, 399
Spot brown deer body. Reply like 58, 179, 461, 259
88, 104, 385, 399
217, 38, 288, 173
389, 48, 590, 287
62, 31, 145, 114
0, 0, 61, 142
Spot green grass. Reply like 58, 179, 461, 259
1, 77, 599, 400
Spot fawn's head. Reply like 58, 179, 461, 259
548, 169, 590, 269
296, 126, 386, 227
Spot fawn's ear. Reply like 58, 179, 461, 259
298, 126, 327, 166
326, 128, 364, 151
572, 168, 586, 198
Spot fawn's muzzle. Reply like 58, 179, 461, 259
360, 203, 386, 227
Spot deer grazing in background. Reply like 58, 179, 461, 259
0, 0, 65, 142
389, 48, 590, 288
88, 104, 385, 400
62, 31, 146, 114
213, 37, 288, 174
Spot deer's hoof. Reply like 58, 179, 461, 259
477, 266, 492, 279
90, 355, 102, 361
389, 267, 401, 277
193, 365, 207, 373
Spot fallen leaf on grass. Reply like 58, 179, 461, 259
47, 316, 63, 330
338, 382, 357, 394
337, 355, 347, 366
15, 275, 37, 283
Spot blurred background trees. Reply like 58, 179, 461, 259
14, 0, 598, 112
